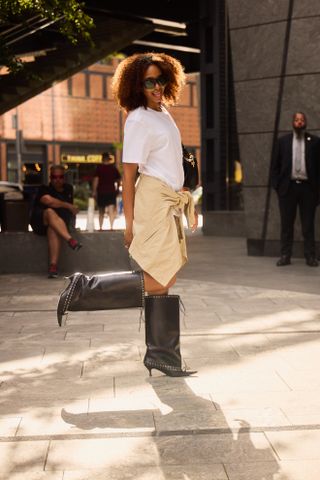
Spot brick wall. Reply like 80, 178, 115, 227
0, 61, 200, 181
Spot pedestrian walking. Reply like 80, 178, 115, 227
92, 152, 121, 231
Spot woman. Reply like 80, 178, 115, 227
57, 52, 197, 377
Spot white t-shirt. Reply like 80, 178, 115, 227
122, 106, 184, 191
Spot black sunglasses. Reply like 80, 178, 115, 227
143, 75, 168, 90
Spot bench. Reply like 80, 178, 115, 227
0, 231, 130, 274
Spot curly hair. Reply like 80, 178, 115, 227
111, 52, 186, 112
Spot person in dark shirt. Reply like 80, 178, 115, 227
92, 152, 121, 230
30, 165, 82, 278
271, 112, 320, 267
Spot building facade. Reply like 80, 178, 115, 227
0, 58, 200, 194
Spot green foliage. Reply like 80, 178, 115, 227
112, 141, 123, 151
99, 52, 126, 64
0, 0, 94, 74
73, 183, 90, 211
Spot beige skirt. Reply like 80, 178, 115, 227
129, 174, 195, 286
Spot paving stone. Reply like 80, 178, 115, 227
200, 316, 283, 335
17, 413, 91, 436
0, 473, 62, 480
226, 461, 281, 480
2, 236, 320, 477
77, 343, 141, 362
224, 459, 320, 480
260, 310, 320, 333
15, 407, 154, 436
231, 300, 282, 314
215, 352, 291, 372
1, 295, 57, 310
154, 408, 228, 432
16, 330, 67, 341
155, 432, 275, 464
63, 464, 227, 479
46, 438, 159, 469
183, 317, 226, 331
266, 429, 320, 460
275, 366, 320, 391
222, 407, 290, 428
88, 395, 159, 413
228, 334, 273, 355
83, 359, 145, 378
42, 345, 92, 361
0, 376, 114, 401
0, 348, 44, 374
59, 407, 155, 433
212, 390, 320, 412
114, 375, 159, 397
282, 412, 320, 427
64, 323, 105, 334
183, 352, 240, 368
179, 334, 236, 356
198, 302, 234, 315
89, 333, 144, 348
0, 312, 21, 323
0, 399, 89, 417
186, 369, 290, 394
12, 311, 57, 320
133, 376, 201, 398
0, 440, 49, 472
0, 416, 21, 436
0, 346, 44, 360
275, 343, 320, 371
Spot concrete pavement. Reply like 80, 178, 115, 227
0, 234, 320, 479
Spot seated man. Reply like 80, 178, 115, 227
30, 165, 82, 278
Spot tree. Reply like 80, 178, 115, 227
0, 0, 94, 74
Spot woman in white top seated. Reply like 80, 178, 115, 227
57, 52, 197, 377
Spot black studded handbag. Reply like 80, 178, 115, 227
182, 144, 199, 191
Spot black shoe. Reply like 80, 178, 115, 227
145, 360, 197, 377
143, 295, 197, 377
306, 257, 319, 267
276, 256, 291, 266
57, 271, 144, 327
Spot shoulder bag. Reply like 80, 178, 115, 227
182, 144, 199, 191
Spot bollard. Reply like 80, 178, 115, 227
86, 197, 95, 232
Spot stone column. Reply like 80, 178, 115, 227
228, 0, 320, 256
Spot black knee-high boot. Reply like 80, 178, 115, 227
57, 271, 144, 326
143, 295, 197, 377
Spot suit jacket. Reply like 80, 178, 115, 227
271, 131, 320, 197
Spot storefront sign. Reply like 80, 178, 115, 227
61, 154, 102, 164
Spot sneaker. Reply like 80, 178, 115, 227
68, 238, 82, 251
48, 264, 58, 278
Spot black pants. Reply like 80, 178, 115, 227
278, 181, 317, 258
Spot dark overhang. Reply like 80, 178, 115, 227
0, 1, 200, 115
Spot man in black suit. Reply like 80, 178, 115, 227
271, 112, 320, 267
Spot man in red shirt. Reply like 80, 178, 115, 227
92, 152, 121, 230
